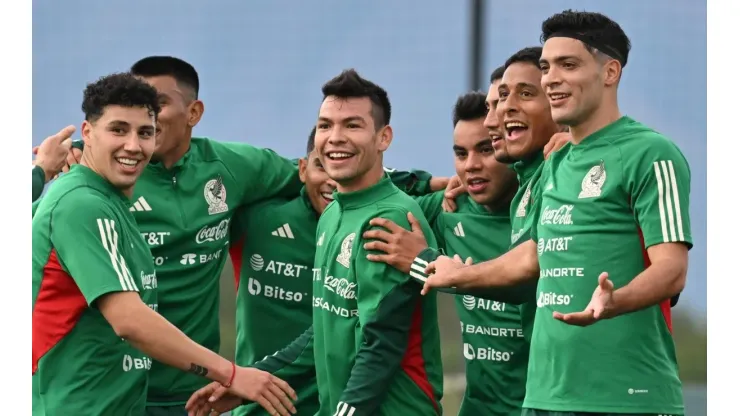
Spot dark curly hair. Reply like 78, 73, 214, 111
452, 92, 487, 127
541, 10, 631, 67
81, 72, 161, 122
321, 69, 391, 131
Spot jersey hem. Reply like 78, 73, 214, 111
522, 399, 684, 414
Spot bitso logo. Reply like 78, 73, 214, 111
463, 343, 512, 361
248, 278, 262, 295
195, 219, 230, 244
462, 295, 476, 311
250, 254, 264, 271
122, 355, 132, 372
336, 233, 355, 268
122, 354, 152, 372
515, 184, 532, 218
463, 343, 475, 360
579, 160, 606, 199
204, 176, 228, 215
536, 292, 573, 307
180, 254, 196, 265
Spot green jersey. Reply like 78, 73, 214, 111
525, 117, 692, 414
254, 175, 443, 416
416, 192, 527, 416
31, 165, 158, 415
509, 153, 545, 343
229, 172, 435, 416
33, 165, 45, 202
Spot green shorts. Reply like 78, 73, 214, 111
522, 409, 682, 416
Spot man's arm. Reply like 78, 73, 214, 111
384, 167, 448, 196
50, 193, 295, 412
336, 211, 436, 416
32, 125, 76, 201
32, 166, 46, 202
610, 139, 692, 316
251, 326, 316, 384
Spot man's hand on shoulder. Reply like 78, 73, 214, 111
543, 130, 572, 160
362, 212, 428, 273
442, 175, 465, 212
33, 125, 76, 182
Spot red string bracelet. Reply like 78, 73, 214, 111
223, 362, 236, 388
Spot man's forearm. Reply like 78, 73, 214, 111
454, 240, 540, 289
611, 259, 686, 318
121, 303, 233, 385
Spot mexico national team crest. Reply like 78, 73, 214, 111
336, 233, 356, 268
515, 183, 532, 217
579, 160, 607, 199
204, 176, 228, 215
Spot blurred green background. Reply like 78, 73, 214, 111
217, 259, 707, 415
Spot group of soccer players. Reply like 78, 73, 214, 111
31, 9, 692, 416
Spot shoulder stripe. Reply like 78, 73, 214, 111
653, 161, 685, 243
96, 218, 138, 292
333, 402, 356, 416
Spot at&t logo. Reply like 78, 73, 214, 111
462, 295, 476, 311
250, 254, 264, 271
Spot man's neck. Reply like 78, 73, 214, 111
482, 185, 516, 213
570, 103, 621, 144
336, 164, 384, 194
157, 134, 192, 169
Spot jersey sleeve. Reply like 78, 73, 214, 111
32, 165, 45, 202
50, 192, 139, 305
385, 167, 433, 196
411, 191, 445, 226
337, 210, 437, 416
251, 326, 316, 384
527, 170, 545, 242
218, 142, 303, 207
623, 137, 693, 249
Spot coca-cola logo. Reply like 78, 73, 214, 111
540, 205, 574, 226
195, 219, 230, 244
323, 275, 357, 300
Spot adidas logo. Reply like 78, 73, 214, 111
453, 222, 465, 237
271, 223, 295, 239
130, 196, 152, 212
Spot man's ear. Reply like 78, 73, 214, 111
187, 100, 205, 128
378, 125, 393, 152
81, 120, 93, 147
298, 157, 308, 184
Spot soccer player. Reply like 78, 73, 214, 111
32, 125, 75, 201
187, 69, 444, 416
32, 73, 296, 416
368, 91, 525, 415
56, 57, 444, 416
422, 10, 692, 416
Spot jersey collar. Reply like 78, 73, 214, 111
570, 116, 632, 154
333, 173, 398, 210
72, 164, 130, 202
512, 151, 545, 183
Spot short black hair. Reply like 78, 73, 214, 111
131, 56, 200, 99
81, 72, 160, 123
321, 69, 391, 131
489, 65, 505, 84
307, 126, 316, 155
452, 92, 487, 127
504, 47, 543, 71
540, 10, 631, 67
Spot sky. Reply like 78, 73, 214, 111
32, 0, 707, 317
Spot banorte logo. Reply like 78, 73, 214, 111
462, 295, 476, 311
250, 254, 264, 271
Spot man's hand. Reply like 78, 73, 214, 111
186, 382, 242, 416
553, 272, 615, 326
363, 212, 428, 273
543, 131, 572, 160
421, 254, 472, 295
33, 125, 75, 182
227, 367, 296, 416
442, 175, 465, 212
63, 146, 83, 173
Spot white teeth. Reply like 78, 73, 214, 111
116, 158, 138, 166
505, 121, 527, 129
328, 152, 352, 159
321, 192, 334, 200
550, 93, 569, 100
469, 179, 485, 184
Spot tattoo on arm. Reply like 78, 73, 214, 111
188, 363, 209, 377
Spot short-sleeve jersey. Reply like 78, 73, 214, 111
417, 192, 527, 416
229, 188, 319, 416
525, 117, 692, 414
32, 164, 158, 416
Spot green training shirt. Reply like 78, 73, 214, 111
32, 165, 158, 415
416, 192, 527, 416
254, 175, 444, 416
525, 116, 692, 414
509, 152, 545, 343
